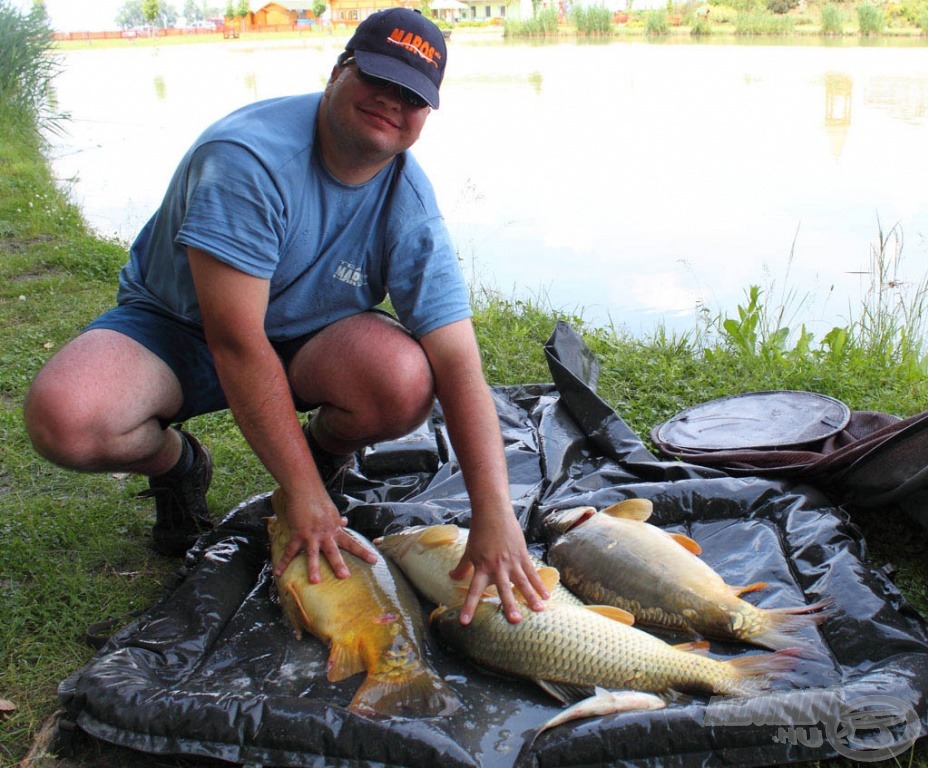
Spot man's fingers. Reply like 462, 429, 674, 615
513, 563, 549, 611
340, 529, 378, 565
320, 538, 350, 579
448, 554, 474, 582
458, 571, 490, 625
305, 547, 322, 584
274, 537, 303, 577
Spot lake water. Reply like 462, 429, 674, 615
48, 32, 928, 338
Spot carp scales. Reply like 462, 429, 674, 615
375, 523, 584, 607
544, 499, 830, 650
267, 490, 460, 718
431, 597, 799, 701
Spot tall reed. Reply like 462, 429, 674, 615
572, 5, 614, 34
820, 4, 845, 34
857, 3, 884, 35
645, 10, 670, 35
0, 0, 60, 134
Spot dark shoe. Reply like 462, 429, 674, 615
302, 420, 357, 489
140, 429, 214, 557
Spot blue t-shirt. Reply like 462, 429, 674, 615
116, 93, 471, 341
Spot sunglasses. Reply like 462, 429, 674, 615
342, 56, 429, 110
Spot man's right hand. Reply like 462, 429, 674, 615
272, 491, 378, 581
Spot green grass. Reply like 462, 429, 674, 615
4, 5, 928, 765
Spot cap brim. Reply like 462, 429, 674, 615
353, 49, 440, 109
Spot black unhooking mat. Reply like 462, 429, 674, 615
58, 322, 928, 767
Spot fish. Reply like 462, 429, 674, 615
430, 597, 799, 702
374, 523, 584, 607
267, 489, 460, 718
544, 499, 831, 650
531, 687, 666, 744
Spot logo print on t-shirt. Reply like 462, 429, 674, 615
334, 260, 367, 288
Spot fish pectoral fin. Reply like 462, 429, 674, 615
669, 533, 703, 555
419, 524, 462, 548
284, 582, 314, 628
535, 679, 596, 704
672, 640, 712, 656
326, 638, 366, 682
731, 581, 768, 596
584, 605, 636, 625
602, 498, 653, 521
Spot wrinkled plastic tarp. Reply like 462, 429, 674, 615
59, 321, 928, 767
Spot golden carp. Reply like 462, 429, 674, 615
267, 490, 460, 718
544, 500, 830, 650
375, 523, 584, 607
430, 598, 799, 701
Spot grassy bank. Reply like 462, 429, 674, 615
4, 5, 928, 768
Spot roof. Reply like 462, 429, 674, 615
262, 1, 315, 10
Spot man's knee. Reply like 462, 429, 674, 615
376, 341, 435, 428
24, 374, 94, 467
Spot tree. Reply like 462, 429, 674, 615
116, 0, 146, 28
183, 0, 202, 21
312, 0, 326, 19
142, 0, 160, 25
234, 0, 249, 30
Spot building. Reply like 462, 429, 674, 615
253, 1, 317, 26
252, 0, 538, 27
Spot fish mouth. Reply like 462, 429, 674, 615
545, 506, 597, 534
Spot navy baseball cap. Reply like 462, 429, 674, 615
346, 8, 447, 109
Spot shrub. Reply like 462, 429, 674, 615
572, 5, 614, 33
691, 16, 713, 33
734, 9, 794, 32
820, 3, 845, 33
766, 0, 798, 14
645, 9, 670, 34
503, 7, 559, 36
857, 2, 884, 34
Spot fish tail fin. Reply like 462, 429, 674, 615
719, 648, 802, 695
349, 667, 461, 719
752, 598, 834, 650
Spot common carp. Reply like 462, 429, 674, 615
267, 490, 460, 718
431, 597, 799, 701
375, 523, 584, 607
544, 500, 830, 650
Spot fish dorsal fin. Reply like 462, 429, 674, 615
602, 498, 653, 521
418, 524, 462, 548
584, 605, 636, 625
669, 533, 702, 555
731, 581, 768, 596
673, 640, 711, 656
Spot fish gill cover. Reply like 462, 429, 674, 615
57, 322, 928, 768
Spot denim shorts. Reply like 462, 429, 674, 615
84, 304, 325, 426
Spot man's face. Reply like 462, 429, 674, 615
320, 59, 431, 169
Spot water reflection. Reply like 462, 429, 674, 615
866, 75, 928, 123
48, 37, 928, 337
824, 72, 852, 159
